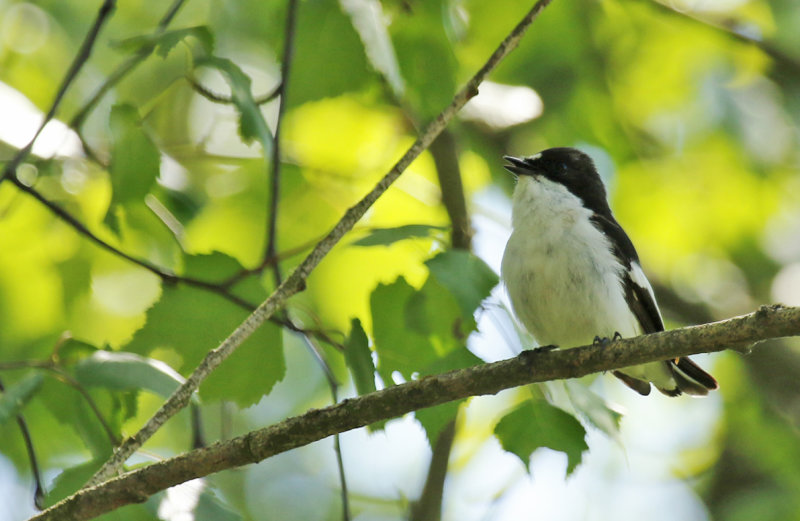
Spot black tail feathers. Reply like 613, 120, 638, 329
667, 357, 718, 396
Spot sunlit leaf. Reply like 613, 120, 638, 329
351, 224, 447, 247
495, 400, 588, 475
0, 373, 43, 424
344, 318, 376, 396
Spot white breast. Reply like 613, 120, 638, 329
501, 176, 640, 348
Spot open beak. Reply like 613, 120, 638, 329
503, 155, 533, 176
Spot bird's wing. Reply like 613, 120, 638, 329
590, 214, 664, 334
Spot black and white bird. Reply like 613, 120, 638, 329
501, 147, 717, 396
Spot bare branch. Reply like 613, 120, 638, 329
30, 305, 800, 521
81, 0, 557, 487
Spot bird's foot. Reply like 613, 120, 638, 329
593, 332, 622, 347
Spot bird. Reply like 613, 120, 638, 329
501, 147, 717, 396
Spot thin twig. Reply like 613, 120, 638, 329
5, 177, 268, 312
8, 177, 180, 281
4, 176, 342, 345
47, 368, 122, 446
0, 0, 116, 183
186, 75, 281, 105
264, 0, 300, 286
80, 0, 556, 488
263, 3, 348, 514
301, 335, 351, 520
30, 304, 800, 521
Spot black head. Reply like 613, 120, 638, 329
504, 147, 611, 216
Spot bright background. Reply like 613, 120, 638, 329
1, 0, 800, 520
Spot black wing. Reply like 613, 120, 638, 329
590, 213, 664, 334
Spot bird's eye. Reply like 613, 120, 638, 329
560, 163, 568, 173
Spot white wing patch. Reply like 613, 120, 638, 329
628, 261, 661, 316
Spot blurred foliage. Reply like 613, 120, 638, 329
0, 0, 799, 520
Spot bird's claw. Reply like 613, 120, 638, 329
593, 332, 622, 347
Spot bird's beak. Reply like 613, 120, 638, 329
503, 155, 533, 177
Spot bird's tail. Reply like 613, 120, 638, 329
613, 357, 718, 397
666, 357, 718, 396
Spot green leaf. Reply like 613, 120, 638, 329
183, 250, 244, 281
351, 224, 447, 247
126, 253, 285, 407
291, 0, 371, 104
406, 276, 467, 354
344, 318, 376, 396
73, 351, 188, 400
389, 1, 457, 118
421, 345, 482, 376
341, 0, 404, 97
155, 26, 214, 57
370, 277, 437, 383
112, 26, 214, 57
195, 56, 273, 156
415, 401, 459, 445
495, 400, 588, 475
44, 459, 103, 507
425, 250, 499, 319
415, 347, 481, 444
36, 376, 116, 458
106, 104, 160, 230
0, 373, 43, 424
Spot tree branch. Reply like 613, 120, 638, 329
30, 304, 800, 521
263, 0, 300, 286
81, 0, 556, 487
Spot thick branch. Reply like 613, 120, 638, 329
83, 0, 556, 487
32, 305, 800, 521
